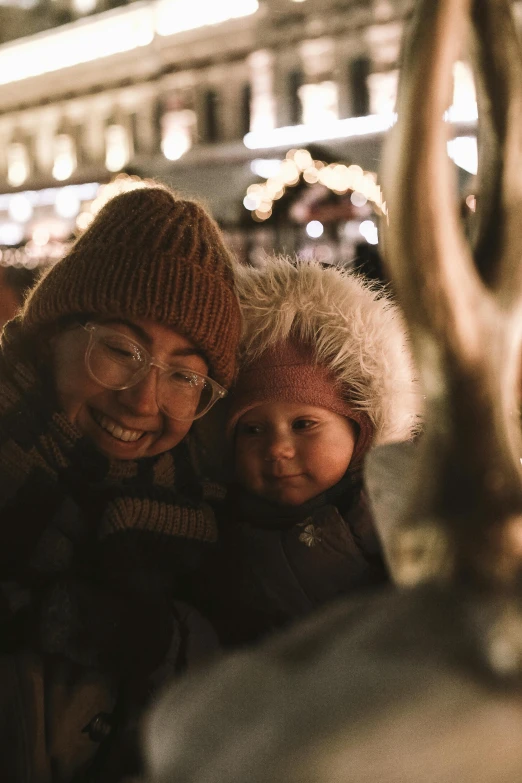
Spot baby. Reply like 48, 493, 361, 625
208, 254, 421, 646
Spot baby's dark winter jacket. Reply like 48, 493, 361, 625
206, 472, 388, 647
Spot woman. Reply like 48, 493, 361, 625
0, 185, 241, 782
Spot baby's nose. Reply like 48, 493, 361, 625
265, 433, 296, 460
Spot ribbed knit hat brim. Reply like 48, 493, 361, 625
22, 187, 241, 388
226, 340, 374, 465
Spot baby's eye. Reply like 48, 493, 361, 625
238, 423, 263, 436
292, 419, 317, 431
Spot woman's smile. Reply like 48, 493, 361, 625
90, 409, 146, 443
86, 406, 156, 458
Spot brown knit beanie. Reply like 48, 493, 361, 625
227, 340, 373, 466
22, 186, 240, 388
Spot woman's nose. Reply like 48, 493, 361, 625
265, 432, 296, 461
119, 368, 160, 416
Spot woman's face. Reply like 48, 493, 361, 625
51, 316, 209, 460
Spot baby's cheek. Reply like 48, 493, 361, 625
313, 440, 354, 479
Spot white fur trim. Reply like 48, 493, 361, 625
232, 255, 422, 445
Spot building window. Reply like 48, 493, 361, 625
105, 124, 131, 172
350, 57, 371, 116
161, 110, 196, 160
240, 83, 252, 137
72, 0, 97, 14
248, 50, 276, 134
450, 60, 477, 121
52, 134, 76, 181
129, 112, 141, 155
298, 81, 338, 126
7, 142, 30, 187
203, 89, 220, 143
288, 70, 303, 125
368, 70, 398, 116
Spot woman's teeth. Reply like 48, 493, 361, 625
93, 412, 144, 442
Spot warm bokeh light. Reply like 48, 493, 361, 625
243, 149, 387, 222
306, 220, 324, 239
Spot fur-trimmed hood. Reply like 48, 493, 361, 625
232, 255, 422, 445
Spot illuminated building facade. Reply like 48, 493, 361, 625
0, 0, 518, 267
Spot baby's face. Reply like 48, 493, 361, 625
235, 401, 356, 506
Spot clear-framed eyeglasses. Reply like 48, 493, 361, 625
82, 323, 226, 422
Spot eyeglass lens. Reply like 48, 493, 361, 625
86, 329, 213, 420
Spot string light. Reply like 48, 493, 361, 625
243, 148, 387, 222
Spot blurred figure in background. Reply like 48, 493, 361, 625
351, 241, 387, 286
0, 265, 42, 329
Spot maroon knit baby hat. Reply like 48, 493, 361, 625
22, 186, 241, 388
226, 340, 373, 465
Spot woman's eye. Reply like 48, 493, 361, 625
102, 340, 138, 360
169, 370, 202, 387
